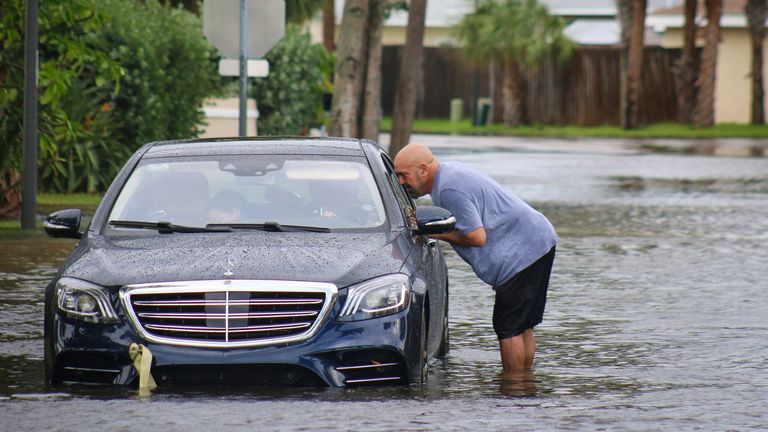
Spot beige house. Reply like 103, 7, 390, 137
648, 0, 768, 123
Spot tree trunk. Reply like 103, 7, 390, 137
673, 0, 698, 124
360, 0, 386, 141
750, 30, 766, 124
323, 0, 335, 52
746, 0, 767, 125
501, 60, 524, 127
488, 57, 496, 124
0, 168, 22, 220
328, 0, 369, 138
388, 0, 428, 157
692, 0, 723, 127
624, 0, 647, 129
616, 0, 633, 127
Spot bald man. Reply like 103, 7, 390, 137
394, 143, 557, 374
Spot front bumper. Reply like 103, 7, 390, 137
48, 297, 424, 387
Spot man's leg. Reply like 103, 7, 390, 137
523, 328, 536, 369
499, 334, 527, 372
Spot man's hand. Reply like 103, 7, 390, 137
429, 226, 486, 247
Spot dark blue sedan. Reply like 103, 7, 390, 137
43, 138, 455, 388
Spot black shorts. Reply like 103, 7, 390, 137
492, 247, 555, 339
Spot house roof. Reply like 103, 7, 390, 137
653, 0, 746, 15
564, 19, 664, 46
648, 0, 757, 31
335, 0, 684, 28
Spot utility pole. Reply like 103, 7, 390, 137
22, 0, 39, 230
238, 0, 248, 136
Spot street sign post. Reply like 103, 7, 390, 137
204, 0, 285, 59
204, 0, 284, 136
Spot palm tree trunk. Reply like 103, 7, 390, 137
750, 31, 765, 124
746, 0, 767, 125
501, 60, 524, 127
389, 0, 428, 157
673, 0, 698, 124
623, 0, 646, 129
322, 0, 336, 52
692, 0, 722, 127
360, 0, 386, 141
328, 0, 369, 138
616, 0, 633, 128
0, 168, 22, 220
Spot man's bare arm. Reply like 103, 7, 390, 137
429, 226, 487, 247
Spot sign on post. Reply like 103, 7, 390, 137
218, 59, 270, 77
203, 0, 285, 59
204, 0, 284, 136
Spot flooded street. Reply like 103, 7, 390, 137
2, 137, 767, 430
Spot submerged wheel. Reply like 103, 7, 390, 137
419, 308, 428, 385
437, 287, 449, 358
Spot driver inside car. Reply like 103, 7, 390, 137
208, 190, 246, 224
307, 180, 360, 220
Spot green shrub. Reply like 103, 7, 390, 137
0, 0, 223, 201
95, 0, 225, 148
0, 0, 122, 198
251, 25, 332, 136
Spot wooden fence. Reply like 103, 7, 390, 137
380, 45, 683, 126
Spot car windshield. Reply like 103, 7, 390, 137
107, 155, 387, 231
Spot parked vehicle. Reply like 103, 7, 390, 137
43, 137, 455, 387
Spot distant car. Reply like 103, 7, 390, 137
43, 137, 455, 388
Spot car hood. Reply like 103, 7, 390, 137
62, 231, 411, 288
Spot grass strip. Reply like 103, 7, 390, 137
379, 118, 768, 139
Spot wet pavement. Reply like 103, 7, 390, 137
1, 137, 767, 430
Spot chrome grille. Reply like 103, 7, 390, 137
120, 280, 337, 348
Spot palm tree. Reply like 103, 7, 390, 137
389, 0, 428, 156
746, 0, 768, 125
692, 0, 722, 127
322, 0, 336, 52
617, 0, 647, 129
454, 0, 572, 127
328, 0, 388, 140
328, 0, 370, 137
673, 0, 698, 124
286, 0, 325, 24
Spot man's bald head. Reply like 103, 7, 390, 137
394, 143, 434, 168
393, 143, 439, 198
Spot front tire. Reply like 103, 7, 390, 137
419, 307, 428, 385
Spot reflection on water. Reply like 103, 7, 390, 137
1, 148, 767, 430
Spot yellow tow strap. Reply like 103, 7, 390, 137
128, 343, 157, 396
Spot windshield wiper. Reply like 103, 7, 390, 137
206, 222, 331, 233
109, 220, 233, 234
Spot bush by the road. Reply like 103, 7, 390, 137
0, 0, 223, 208
95, 0, 224, 151
251, 25, 332, 136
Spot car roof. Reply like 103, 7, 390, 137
142, 137, 378, 159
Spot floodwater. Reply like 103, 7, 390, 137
2, 138, 767, 431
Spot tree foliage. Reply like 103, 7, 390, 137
0, 0, 223, 209
95, 0, 223, 152
455, 0, 572, 67
454, 0, 572, 126
251, 25, 332, 136
0, 0, 123, 211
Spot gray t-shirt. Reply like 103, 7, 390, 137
431, 162, 557, 287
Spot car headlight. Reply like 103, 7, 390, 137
337, 274, 410, 321
55, 277, 118, 323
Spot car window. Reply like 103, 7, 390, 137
107, 156, 387, 230
381, 154, 417, 230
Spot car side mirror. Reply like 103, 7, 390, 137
44, 209, 83, 239
413, 206, 456, 235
